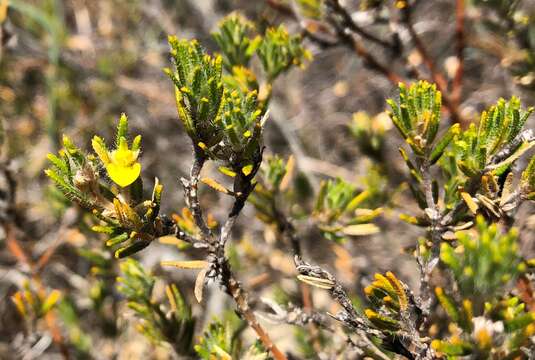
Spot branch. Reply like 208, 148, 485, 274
268, 0, 404, 84
181, 147, 213, 240
181, 149, 287, 360
220, 258, 288, 360
401, 4, 465, 126
326, 12, 403, 84
326, 0, 396, 50
451, 0, 465, 110
418, 158, 441, 316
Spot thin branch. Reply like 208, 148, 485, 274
268, 0, 404, 85
326, 0, 396, 50
400, 4, 464, 126
418, 158, 441, 316
265, 0, 295, 18
451, 0, 465, 111
182, 148, 212, 239
181, 149, 287, 360
220, 258, 287, 360
327, 13, 403, 85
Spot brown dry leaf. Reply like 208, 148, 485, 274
476, 194, 500, 218
201, 177, 229, 194
158, 236, 186, 247
441, 231, 457, 241
160, 260, 208, 269
194, 267, 208, 303
500, 172, 514, 207
460, 191, 478, 214
279, 155, 295, 192
342, 223, 380, 236
297, 274, 335, 290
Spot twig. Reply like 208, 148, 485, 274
184, 148, 212, 239
451, 0, 465, 114
400, 4, 464, 126
326, 0, 395, 50
327, 13, 403, 85
181, 149, 288, 360
265, 0, 295, 18
418, 159, 441, 316
268, 0, 404, 85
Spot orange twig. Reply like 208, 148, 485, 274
227, 273, 288, 360
4, 223, 70, 360
5, 223, 31, 266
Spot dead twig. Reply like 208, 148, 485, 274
451, 0, 466, 120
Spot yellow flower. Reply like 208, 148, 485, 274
92, 115, 142, 187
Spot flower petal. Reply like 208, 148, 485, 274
106, 162, 141, 187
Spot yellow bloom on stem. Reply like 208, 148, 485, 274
92, 114, 142, 187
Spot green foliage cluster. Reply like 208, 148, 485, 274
28, 6, 535, 360
454, 97, 534, 177
46, 116, 165, 259
355, 81, 535, 359
117, 259, 195, 353
432, 218, 534, 358
441, 216, 522, 301
364, 271, 410, 332
41, 11, 308, 358
164, 14, 309, 178
314, 178, 381, 243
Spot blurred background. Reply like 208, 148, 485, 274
2, 0, 535, 359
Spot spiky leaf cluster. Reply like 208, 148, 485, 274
45, 135, 102, 211
212, 13, 261, 71
387, 81, 459, 161
166, 18, 309, 178
166, 37, 224, 148
117, 259, 195, 353
11, 281, 62, 322
46, 116, 165, 258
364, 272, 411, 332
257, 25, 311, 82
454, 97, 534, 177
165, 37, 265, 176
213, 13, 310, 92
440, 216, 522, 302
194, 320, 235, 359
207, 89, 264, 176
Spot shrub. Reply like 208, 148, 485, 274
5, 2, 535, 359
